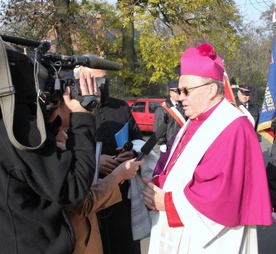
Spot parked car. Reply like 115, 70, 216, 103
127, 98, 165, 132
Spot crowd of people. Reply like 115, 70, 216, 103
0, 36, 275, 254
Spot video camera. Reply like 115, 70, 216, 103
1, 35, 121, 112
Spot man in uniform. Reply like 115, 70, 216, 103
236, 85, 261, 141
154, 81, 186, 155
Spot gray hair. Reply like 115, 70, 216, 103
204, 78, 224, 96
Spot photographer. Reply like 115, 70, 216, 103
0, 41, 99, 254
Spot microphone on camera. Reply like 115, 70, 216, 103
0, 35, 121, 71
69, 54, 121, 71
114, 141, 133, 159
136, 123, 166, 161
0, 34, 41, 47
84, 54, 122, 71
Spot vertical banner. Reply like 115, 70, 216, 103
223, 71, 236, 105
257, 38, 276, 143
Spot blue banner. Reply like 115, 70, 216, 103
257, 38, 276, 143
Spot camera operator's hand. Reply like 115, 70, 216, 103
78, 67, 103, 103
63, 86, 91, 113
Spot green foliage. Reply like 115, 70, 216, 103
0, 0, 269, 100
73, 0, 122, 58
0, 0, 55, 40
126, 0, 243, 95
225, 20, 274, 104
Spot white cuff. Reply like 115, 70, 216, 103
160, 144, 167, 153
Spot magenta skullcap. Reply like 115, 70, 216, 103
180, 43, 224, 81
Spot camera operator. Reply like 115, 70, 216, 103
0, 42, 100, 254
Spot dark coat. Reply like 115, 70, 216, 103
236, 99, 260, 131
93, 97, 143, 156
0, 105, 96, 254
236, 99, 261, 141
153, 96, 185, 148
93, 97, 143, 254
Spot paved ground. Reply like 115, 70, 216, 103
140, 134, 276, 254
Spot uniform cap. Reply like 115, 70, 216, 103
168, 80, 178, 89
238, 85, 252, 96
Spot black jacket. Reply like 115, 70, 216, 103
0, 105, 96, 254
153, 96, 185, 148
237, 99, 261, 141
236, 99, 260, 131
93, 97, 143, 254
93, 97, 143, 156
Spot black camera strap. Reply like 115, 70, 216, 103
0, 36, 46, 150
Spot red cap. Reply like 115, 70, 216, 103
180, 43, 224, 81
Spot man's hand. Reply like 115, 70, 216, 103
64, 66, 103, 112
78, 67, 104, 103
100, 149, 137, 176
115, 150, 136, 164
99, 154, 120, 176
112, 158, 144, 184
63, 86, 89, 113
142, 178, 166, 211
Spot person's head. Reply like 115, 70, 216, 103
178, 43, 225, 119
168, 80, 180, 103
237, 85, 251, 104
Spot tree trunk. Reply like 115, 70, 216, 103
121, 12, 136, 92
52, 0, 73, 55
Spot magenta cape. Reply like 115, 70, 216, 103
183, 117, 273, 227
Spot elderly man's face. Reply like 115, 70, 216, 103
178, 75, 215, 119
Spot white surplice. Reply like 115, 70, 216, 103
148, 99, 258, 254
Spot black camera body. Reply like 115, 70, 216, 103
0, 35, 120, 150
6, 48, 38, 105
41, 53, 110, 109
4, 37, 112, 112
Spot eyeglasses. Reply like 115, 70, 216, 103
177, 82, 212, 96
